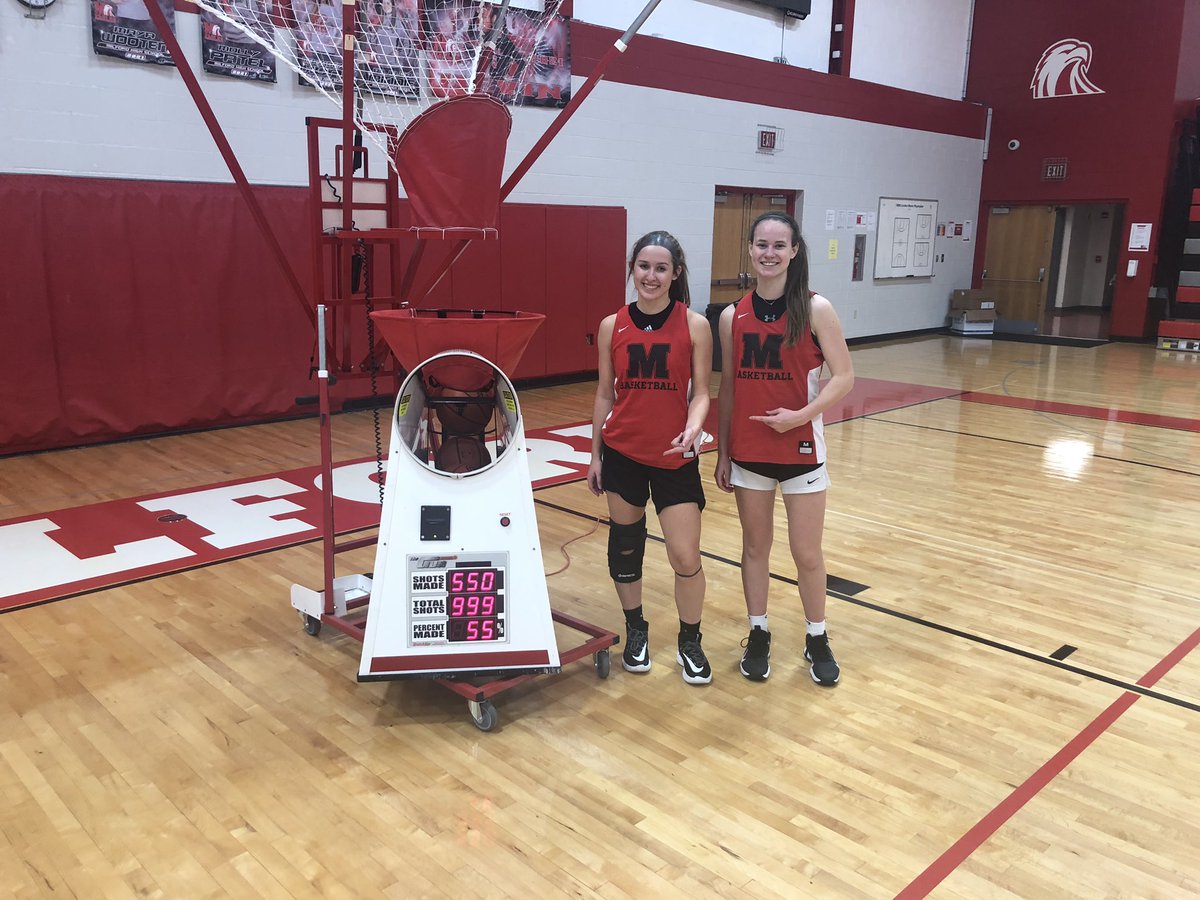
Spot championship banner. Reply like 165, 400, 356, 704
478, 8, 571, 108
91, 0, 177, 66
292, 0, 344, 90
201, 1, 277, 82
357, 0, 420, 98
424, 1, 571, 105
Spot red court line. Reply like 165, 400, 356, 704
896, 624, 1200, 898
960, 392, 1200, 432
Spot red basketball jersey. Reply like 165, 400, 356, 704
601, 302, 694, 469
728, 292, 827, 465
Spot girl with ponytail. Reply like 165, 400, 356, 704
714, 212, 855, 686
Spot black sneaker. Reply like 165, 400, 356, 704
622, 621, 651, 673
739, 626, 772, 681
804, 632, 840, 686
676, 633, 713, 685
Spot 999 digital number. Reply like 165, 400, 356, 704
447, 593, 506, 617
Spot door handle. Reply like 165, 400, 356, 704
1038, 267, 1046, 282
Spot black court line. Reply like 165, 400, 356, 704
535, 496, 1200, 716
867, 417, 1200, 479
942, 329, 1109, 349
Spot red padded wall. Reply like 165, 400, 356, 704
0, 174, 625, 454
1, 174, 315, 456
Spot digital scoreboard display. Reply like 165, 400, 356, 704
407, 554, 509, 646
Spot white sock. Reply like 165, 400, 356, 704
806, 619, 826, 637
749, 614, 769, 632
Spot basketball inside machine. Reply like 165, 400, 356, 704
293, 310, 616, 732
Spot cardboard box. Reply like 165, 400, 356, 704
950, 289, 997, 311
948, 308, 997, 335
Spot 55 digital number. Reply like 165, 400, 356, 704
447, 617, 505, 642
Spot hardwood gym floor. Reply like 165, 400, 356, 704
1, 334, 1198, 898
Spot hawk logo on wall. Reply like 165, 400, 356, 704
1031, 39, 1104, 98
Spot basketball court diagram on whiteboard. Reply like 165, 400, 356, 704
875, 197, 939, 278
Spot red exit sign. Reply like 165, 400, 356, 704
1042, 157, 1068, 181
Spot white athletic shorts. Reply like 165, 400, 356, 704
730, 461, 830, 494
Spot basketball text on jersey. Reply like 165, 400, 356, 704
736, 333, 794, 381
619, 344, 677, 391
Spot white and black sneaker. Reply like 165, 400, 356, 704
676, 634, 713, 685
804, 632, 840, 686
739, 626, 771, 681
622, 621, 651, 673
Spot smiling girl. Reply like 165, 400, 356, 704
587, 231, 714, 685
715, 212, 855, 686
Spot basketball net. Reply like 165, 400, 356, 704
188, 0, 569, 177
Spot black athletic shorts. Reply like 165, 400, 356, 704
731, 458, 822, 481
600, 442, 706, 514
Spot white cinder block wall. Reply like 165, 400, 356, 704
0, 0, 982, 338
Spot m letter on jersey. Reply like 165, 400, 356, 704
626, 344, 671, 379
740, 333, 784, 370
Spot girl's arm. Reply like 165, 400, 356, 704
748, 295, 855, 432
665, 309, 713, 456
586, 314, 617, 495
714, 304, 737, 491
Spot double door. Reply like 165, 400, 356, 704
710, 189, 796, 305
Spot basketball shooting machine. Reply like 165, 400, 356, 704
141, 0, 666, 729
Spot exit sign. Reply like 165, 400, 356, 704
757, 125, 783, 154
1042, 158, 1068, 181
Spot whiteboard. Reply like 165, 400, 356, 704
874, 197, 938, 278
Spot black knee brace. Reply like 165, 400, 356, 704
608, 515, 648, 583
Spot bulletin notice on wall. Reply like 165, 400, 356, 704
874, 197, 939, 278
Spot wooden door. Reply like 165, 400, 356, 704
981, 205, 1056, 324
710, 190, 793, 305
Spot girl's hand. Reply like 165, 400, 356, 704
586, 458, 604, 496
714, 454, 733, 493
664, 424, 700, 457
748, 408, 808, 433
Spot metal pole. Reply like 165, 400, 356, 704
316, 304, 337, 615
500, 0, 665, 199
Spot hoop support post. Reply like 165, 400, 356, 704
140, 0, 314, 325
316, 304, 337, 613
340, 0, 359, 236
402, 0, 666, 307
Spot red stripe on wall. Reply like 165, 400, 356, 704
571, 22, 986, 139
